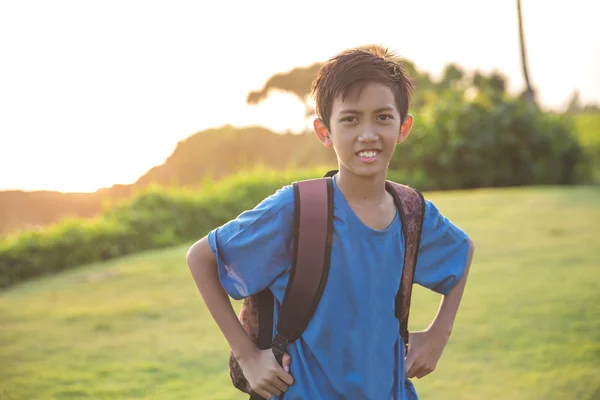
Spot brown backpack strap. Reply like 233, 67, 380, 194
250, 177, 334, 400
256, 290, 274, 350
387, 181, 426, 353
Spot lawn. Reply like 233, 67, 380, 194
1, 186, 599, 400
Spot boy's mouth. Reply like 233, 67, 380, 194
356, 149, 381, 163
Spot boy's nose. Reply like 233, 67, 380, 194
358, 126, 378, 142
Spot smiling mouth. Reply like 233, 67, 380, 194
356, 150, 381, 163
356, 150, 380, 158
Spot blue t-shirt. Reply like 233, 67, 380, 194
208, 176, 470, 400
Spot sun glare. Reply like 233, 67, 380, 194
0, 0, 598, 192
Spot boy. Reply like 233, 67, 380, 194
186, 45, 475, 399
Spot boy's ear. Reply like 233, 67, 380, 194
314, 118, 332, 148
397, 114, 413, 144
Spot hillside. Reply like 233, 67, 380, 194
0, 190, 105, 235
134, 125, 335, 187
0, 126, 335, 236
1, 186, 598, 399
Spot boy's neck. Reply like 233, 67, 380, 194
334, 169, 389, 203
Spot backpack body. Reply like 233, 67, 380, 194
228, 173, 425, 399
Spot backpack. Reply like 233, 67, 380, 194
228, 171, 426, 400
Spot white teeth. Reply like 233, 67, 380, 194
358, 151, 378, 158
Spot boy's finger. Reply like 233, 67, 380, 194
406, 358, 420, 378
254, 387, 272, 399
405, 350, 415, 374
262, 382, 281, 397
282, 352, 292, 372
411, 365, 424, 379
277, 367, 295, 386
267, 376, 289, 393
415, 367, 429, 379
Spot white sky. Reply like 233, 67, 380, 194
1, 0, 599, 192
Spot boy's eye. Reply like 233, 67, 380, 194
340, 116, 357, 123
378, 114, 394, 121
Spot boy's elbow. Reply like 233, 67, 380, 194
186, 236, 214, 271
466, 238, 475, 265
468, 238, 475, 253
186, 243, 197, 269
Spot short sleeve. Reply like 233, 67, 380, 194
413, 199, 470, 295
207, 185, 295, 300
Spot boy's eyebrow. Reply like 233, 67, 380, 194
338, 106, 395, 115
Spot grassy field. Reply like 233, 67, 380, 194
1, 186, 599, 400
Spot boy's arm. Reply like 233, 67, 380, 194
406, 238, 475, 379
428, 238, 475, 336
186, 236, 256, 361
186, 237, 294, 398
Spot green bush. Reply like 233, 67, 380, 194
572, 111, 600, 182
0, 168, 328, 289
391, 92, 587, 190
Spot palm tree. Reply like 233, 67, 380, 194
517, 0, 536, 104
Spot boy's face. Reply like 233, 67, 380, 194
314, 82, 413, 180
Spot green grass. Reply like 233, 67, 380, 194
1, 186, 599, 400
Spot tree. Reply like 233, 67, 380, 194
566, 90, 582, 114
438, 64, 465, 91
471, 70, 507, 103
517, 0, 536, 105
246, 63, 323, 120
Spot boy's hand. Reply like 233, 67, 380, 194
405, 328, 450, 379
238, 348, 294, 399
